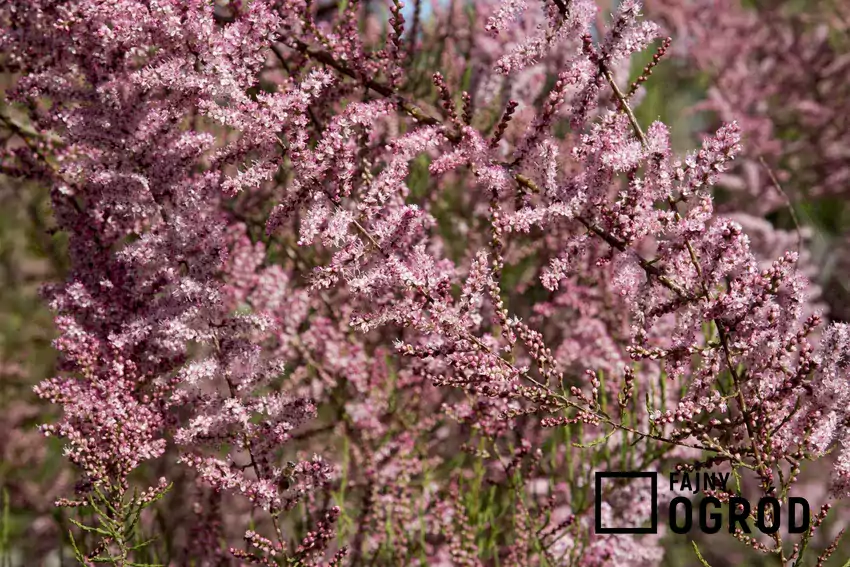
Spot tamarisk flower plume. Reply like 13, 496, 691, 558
645, 0, 850, 318
1, 0, 849, 564
2, 0, 340, 563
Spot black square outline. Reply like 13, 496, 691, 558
594, 471, 658, 534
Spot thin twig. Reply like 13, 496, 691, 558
759, 155, 803, 260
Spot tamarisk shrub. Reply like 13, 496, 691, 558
644, 0, 850, 321
0, 0, 848, 565
646, 0, 850, 207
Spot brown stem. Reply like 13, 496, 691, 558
212, 335, 286, 549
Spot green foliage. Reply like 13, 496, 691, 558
68, 483, 172, 567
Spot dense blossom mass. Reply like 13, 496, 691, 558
0, 0, 848, 565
